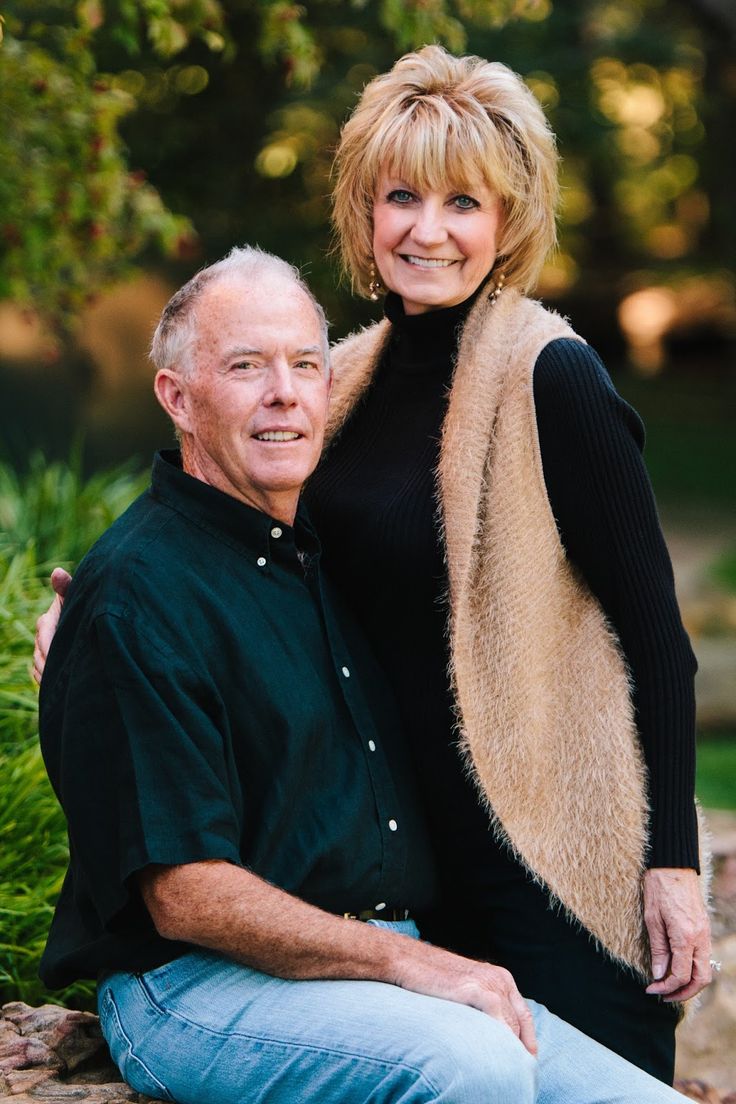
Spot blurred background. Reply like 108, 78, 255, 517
0, 0, 734, 1084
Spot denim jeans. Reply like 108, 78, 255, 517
98, 920, 683, 1104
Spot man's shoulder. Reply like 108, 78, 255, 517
63, 488, 193, 622
42, 487, 216, 701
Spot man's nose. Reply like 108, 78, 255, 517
264, 361, 298, 405
411, 201, 448, 247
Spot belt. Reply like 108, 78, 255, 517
343, 907, 410, 922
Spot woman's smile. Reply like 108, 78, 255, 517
372, 170, 504, 314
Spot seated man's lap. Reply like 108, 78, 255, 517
98, 944, 535, 1104
98, 937, 684, 1104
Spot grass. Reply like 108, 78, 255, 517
0, 453, 147, 1008
696, 732, 736, 811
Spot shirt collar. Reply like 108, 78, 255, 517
150, 450, 320, 565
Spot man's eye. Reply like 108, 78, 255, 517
232, 361, 255, 371
453, 194, 479, 210
295, 360, 319, 372
387, 189, 414, 204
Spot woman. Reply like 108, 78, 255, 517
304, 45, 711, 1082
34, 45, 710, 1085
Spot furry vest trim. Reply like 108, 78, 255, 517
327, 288, 706, 977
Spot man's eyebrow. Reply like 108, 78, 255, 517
221, 346, 322, 362
223, 347, 261, 360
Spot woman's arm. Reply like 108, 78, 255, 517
533, 337, 710, 999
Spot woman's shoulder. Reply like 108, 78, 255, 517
533, 338, 645, 448
326, 318, 391, 441
330, 318, 390, 370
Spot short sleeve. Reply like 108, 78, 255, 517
52, 610, 244, 927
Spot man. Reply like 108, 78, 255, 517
38, 246, 683, 1104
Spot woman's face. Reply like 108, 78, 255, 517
372, 169, 503, 314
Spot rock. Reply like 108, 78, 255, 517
0, 1003, 155, 1103
676, 809, 736, 1095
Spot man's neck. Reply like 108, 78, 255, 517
180, 447, 299, 526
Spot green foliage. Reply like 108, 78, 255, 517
696, 733, 736, 811
0, 0, 551, 331
711, 549, 736, 594
0, 1, 222, 330
0, 449, 149, 565
0, 454, 146, 1006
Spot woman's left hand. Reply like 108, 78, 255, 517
643, 867, 712, 1001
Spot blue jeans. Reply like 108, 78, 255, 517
98, 920, 683, 1104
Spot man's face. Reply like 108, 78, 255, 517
162, 275, 331, 525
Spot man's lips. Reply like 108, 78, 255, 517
252, 430, 304, 442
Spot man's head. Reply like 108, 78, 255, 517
151, 246, 332, 526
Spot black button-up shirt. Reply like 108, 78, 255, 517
39, 451, 438, 988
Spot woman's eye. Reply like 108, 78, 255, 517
388, 189, 414, 204
453, 194, 479, 210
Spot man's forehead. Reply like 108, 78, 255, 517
197, 275, 323, 345
201, 272, 311, 311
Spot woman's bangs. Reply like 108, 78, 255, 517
377, 104, 505, 197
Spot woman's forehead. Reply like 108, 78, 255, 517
377, 156, 494, 197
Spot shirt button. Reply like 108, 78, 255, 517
375, 902, 386, 911
341, 666, 350, 678
388, 819, 398, 832
271, 527, 282, 539
256, 557, 267, 567
368, 740, 376, 752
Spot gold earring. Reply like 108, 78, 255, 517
369, 263, 382, 302
487, 269, 506, 306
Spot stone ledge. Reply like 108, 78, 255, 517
0, 1001, 154, 1102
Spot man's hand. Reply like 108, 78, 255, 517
392, 938, 537, 1055
644, 867, 712, 1001
139, 861, 537, 1055
32, 568, 72, 685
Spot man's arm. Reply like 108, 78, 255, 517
139, 860, 537, 1055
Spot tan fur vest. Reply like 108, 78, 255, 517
327, 288, 704, 978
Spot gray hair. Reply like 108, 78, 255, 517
150, 245, 330, 377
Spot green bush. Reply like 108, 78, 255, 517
0, 454, 146, 1007
711, 548, 736, 594
696, 732, 736, 811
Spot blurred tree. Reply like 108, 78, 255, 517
0, 0, 544, 334
1, 0, 734, 341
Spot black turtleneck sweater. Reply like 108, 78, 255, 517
305, 292, 699, 893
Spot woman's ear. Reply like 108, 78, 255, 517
154, 368, 194, 435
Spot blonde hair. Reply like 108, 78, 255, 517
332, 45, 559, 297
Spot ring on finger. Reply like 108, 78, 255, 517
709, 959, 722, 973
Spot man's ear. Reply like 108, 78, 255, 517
154, 369, 194, 435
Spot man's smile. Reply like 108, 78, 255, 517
253, 430, 303, 441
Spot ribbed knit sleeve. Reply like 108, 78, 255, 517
534, 339, 699, 870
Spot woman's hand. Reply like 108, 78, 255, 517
32, 568, 72, 685
644, 867, 712, 1001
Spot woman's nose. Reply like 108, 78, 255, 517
410, 202, 448, 247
